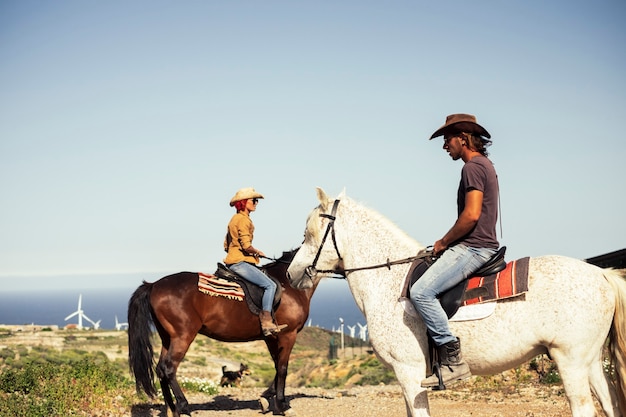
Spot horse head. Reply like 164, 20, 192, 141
287, 187, 347, 290
287, 187, 424, 291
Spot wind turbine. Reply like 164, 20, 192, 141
115, 315, 128, 331
64, 294, 95, 330
357, 322, 368, 341
85, 316, 101, 330
347, 324, 356, 338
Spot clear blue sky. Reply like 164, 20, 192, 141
1, 1, 624, 291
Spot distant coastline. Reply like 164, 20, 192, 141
0, 276, 365, 334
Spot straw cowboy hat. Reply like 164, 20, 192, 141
229, 187, 264, 206
429, 113, 491, 139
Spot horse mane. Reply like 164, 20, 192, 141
307, 194, 422, 251
269, 248, 299, 265
305, 206, 324, 243
261, 248, 300, 284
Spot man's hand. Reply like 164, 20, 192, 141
433, 239, 447, 256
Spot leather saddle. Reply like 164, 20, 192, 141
214, 263, 282, 316
406, 246, 507, 318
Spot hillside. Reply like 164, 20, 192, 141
0, 325, 390, 389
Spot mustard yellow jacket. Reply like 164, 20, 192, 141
223, 212, 258, 265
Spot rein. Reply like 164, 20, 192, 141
306, 198, 434, 278
260, 256, 291, 265
341, 251, 433, 275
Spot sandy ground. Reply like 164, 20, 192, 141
129, 384, 593, 417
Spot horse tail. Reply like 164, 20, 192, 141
128, 280, 158, 398
604, 268, 626, 413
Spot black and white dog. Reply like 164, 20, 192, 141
220, 363, 251, 387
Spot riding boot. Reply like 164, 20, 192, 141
421, 339, 471, 388
259, 310, 288, 337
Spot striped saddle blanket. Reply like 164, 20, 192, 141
462, 257, 530, 305
198, 272, 245, 301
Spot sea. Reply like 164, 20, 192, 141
0, 275, 366, 337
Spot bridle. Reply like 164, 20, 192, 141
304, 199, 343, 279
303, 199, 434, 280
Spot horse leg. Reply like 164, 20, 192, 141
550, 348, 599, 417
153, 329, 183, 417
259, 375, 276, 415
273, 346, 293, 415
260, 374, 276, 414
260, 336, 282, 414
588, 352, 621, 417
156, 338, 194, 417
389, 361, 431, 417
259, 345, 278, 414
264, 332, 297, 415
260, 374, 277, 400
155, 347, 177, 416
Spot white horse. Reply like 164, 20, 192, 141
286, 188, 626, 417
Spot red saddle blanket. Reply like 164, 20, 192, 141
198, 272, 245, 301
463, 257, 530, 305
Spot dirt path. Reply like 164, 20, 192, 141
130, 384, 590, 417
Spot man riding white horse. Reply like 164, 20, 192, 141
409, 114, 500, 388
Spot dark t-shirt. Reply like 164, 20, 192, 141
456, 155, 499, 249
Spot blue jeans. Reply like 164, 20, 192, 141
229, 262, 277, 312
409, 244, 497, 346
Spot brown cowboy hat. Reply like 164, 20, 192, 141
429, 113, 491, 139
229, 187, 264, 206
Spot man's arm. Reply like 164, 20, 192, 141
433, 189, 483, 255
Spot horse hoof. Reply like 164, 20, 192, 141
259, 397, 270, 414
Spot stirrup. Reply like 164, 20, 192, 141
262, 324, 287, 337
421, 363, 447, 390
432, 363, 446, 391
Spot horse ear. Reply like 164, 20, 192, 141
338, 187, 346, 199
316, 187, 330, 211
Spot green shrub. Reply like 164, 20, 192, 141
0, 347, 15, 361
541, 370, 562, 384
529, 355, 562, 385
350, 356, 396, 386
0, 350, 132, 417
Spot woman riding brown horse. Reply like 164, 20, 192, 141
128, 249, 314, 416
223, 187, 288, 336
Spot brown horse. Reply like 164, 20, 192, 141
128, 249, 314, 416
